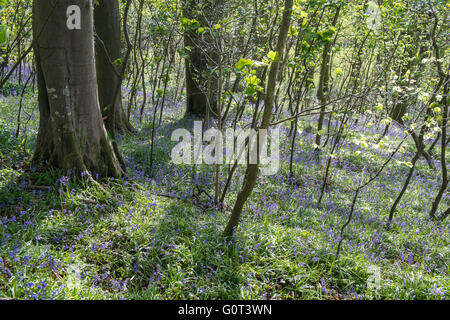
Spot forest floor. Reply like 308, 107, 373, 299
0, 89, 449, 300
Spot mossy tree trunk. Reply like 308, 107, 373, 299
32, 0, 124, 178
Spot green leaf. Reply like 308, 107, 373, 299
235, 58, 253, 70
245, 75, 260, 86
0, 26, 8, 45
267, 50, 279, 62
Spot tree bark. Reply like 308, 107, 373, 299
439, 207, 450, 221
183, 0, 223, 117
315, 6, 341, 147
94, 0, 132, 133
32, 0, 123, 178
387, 129, 426, 227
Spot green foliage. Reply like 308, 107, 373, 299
0, 0, 8, 45
0, 0, 448, 301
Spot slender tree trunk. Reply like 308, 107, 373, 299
223, 0, 293, 236
387, 147, 422, 227
315, 6, 341, 147
32, 0, 123, 178
439, 207, 450, 221
429, 83, 448, 219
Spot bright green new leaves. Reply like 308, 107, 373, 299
0, 26, 7, 45
181, 17, 200, 31
267, 50, 279, 62
235, 57, 265, 97
235, 58, 253, 70
0, 0, 7, 45
381, 117, 392, 126
245, 75, 260, 86
235, 58, 266, 71
243, 72, 263, 96
374, 103, 383, 111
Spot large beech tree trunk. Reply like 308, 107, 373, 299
32, 0, 123, 178
94, 0, 131, 133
